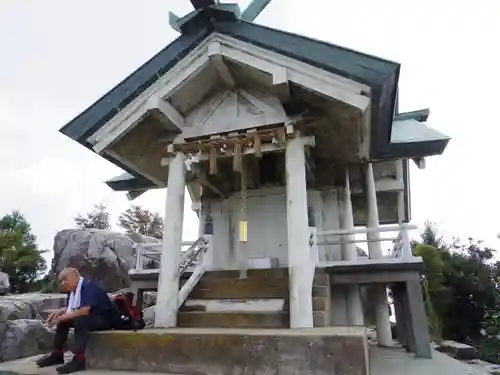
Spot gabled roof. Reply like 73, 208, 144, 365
60, 7, 400, 159
59, 7, 449, 198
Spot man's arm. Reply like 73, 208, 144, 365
57, 306, 90, 322
55, 283, 94, 323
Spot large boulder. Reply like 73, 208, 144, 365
0, 319, 54, 362
51, 229, 161, 292
0, 272, 9, 295
0, 294, 67, 320
0, 294, 73, 363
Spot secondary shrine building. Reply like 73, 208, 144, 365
60, 1, 450, 362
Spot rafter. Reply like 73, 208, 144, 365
272, 67, 290, 103
208, 41, 235, 88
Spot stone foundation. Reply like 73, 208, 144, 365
87, 327, 369, 375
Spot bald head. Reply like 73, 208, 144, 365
58, 268, 81, 292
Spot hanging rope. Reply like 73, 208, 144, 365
209, 146, 217, 175
239, 155, 248, 243
233, 141, 243, 172
238, 160, 248, 279
253, 133, 262, 158
276, 128, 286, 146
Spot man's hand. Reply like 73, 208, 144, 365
47, 308, 65, 324
47, 316, 60, 328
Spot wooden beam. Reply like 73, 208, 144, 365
219, 43, 370, 111
105, 150, 165, 187
187, 182, 202, 212
240, 0, 272, 22
395, 109, 430, 123
150, 96, 185, 130
168, 11, 181, 32
350, 177, 404, 194
189, 163, 229, 199
304, 148, 315, 185
160, 135, 315, 166
272, 67, 290, 103
412, 157, 426, 170
208, 41, 235, 88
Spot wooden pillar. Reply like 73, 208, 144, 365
286, 135, 314, 328
365, 162, 392, 346
396, 159, 412, 259
155, 151, 185, 328
341, 168, 364, 326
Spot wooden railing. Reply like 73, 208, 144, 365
316, 223, 417, 260
131, 235, 214, 309
133, 239, 206, 271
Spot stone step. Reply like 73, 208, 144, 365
177, 311, 289, 328
195, 275, 288, 289
180, 297, 328, 313
202, 268, 288, 279
312, 285, 329, 297
86, 327, 369, 375
189, 280, 288, 299
313, 272, 330, 287
201, 269, 329, 285
180, 298, 286, 312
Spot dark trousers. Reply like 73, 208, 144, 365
54, 314, 111, 354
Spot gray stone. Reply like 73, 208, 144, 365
0, 320, 53, 362
51, 229, 161, 292
0, 273, 9, 296
0, 294, 70, 363
86, 327, 370, 375
437, 340, 477, 360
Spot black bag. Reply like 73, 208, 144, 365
111, 293, 145, 331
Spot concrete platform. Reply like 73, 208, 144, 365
86, 327, 369, 375
370, 344, 489, 375
0, 342, 491, 375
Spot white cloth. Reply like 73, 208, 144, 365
66, 277, 84, 313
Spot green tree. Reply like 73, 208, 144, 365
414, 223, 500, 359
0, 211, 47, 293
413, 242, 445, 340
117, 205, 163, 239
75, 203, 111, 230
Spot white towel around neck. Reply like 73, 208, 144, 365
66, 277, 84, 313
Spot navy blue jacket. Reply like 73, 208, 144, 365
67, 279, 114, 316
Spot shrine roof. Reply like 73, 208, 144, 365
58, 6, 449, 196
60, 11, 399, 157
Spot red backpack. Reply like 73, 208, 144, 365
111, 292, 145, 330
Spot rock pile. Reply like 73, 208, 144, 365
0, 293, 67, 362
51, 229, 161, 291
0, 272, 9, 295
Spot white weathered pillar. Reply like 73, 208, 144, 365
366, 163, 382, 259
341, 168, 364, 326
365, 162, 392, 346
155, 151, 185, 328
396, 159, 412, 259
286, 135, 314, 328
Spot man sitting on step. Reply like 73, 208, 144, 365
36, 267, 115, 374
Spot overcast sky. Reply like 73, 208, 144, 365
1, 0, 499, 260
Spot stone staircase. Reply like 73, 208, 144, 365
177, 268, 331, 328
81, 267, 369, 374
